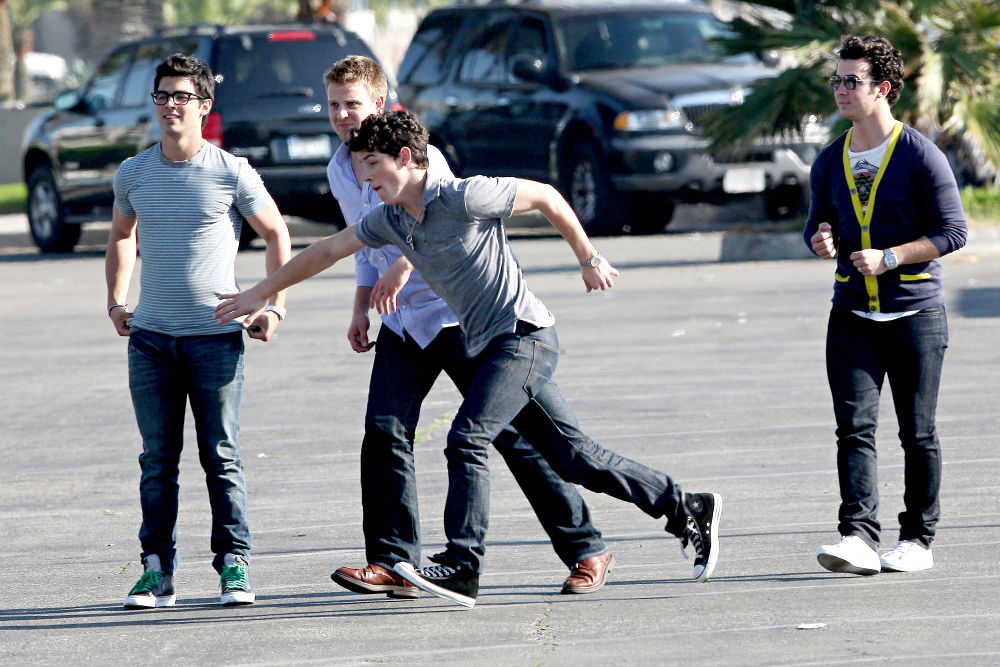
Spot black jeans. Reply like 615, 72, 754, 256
361, 325, 606, 572
825, 306, 948, 549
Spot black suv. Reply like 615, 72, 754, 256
396, 0, 827, 234
22, 23, 378, 252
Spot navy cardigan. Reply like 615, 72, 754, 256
804, 124, 967, 313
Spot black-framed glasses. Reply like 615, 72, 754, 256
151, 90, 208, 105
829, 75, 879, 91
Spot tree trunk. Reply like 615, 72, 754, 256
87, 0, 163, 65
0, 0, 14, 106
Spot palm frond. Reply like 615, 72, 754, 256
700, 66, 831, 151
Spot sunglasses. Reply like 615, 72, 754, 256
829, 75, 880, 91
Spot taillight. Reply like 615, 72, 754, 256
203, 111, 223, 148
269, 30, 316, 41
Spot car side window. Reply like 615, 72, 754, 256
120, 39, 202, 108
506, 18, 548, 83
83, 48, 131, 111
457, 18, 516, 84
398, 13, 465, 86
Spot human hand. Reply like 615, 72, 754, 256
582, 259, 620, 292
811, 222, 837, 258
347, 311, 374, 353
215, 287, 267, 326
246, 309, 281, 342
850, 248, 887, 276
371, 259, 413, 314
108, 305, 132, 337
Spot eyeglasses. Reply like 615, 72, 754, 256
828, 75, 879, 91
151, 90, 208, 105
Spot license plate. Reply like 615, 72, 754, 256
723, 168, 766, 194
286, 134, 331, 160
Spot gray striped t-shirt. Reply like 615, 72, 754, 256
114, 142, 273, 336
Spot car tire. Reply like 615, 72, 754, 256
561, 142, 627, 236
622, 194, 674, 235
27, 164, 80, 253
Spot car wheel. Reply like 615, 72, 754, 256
27, 165, 80, 253
764, 183, 804, 219
562, 142, 626, 235
622, 194, 674, 235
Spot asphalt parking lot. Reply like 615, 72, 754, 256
1, 213, 998, 665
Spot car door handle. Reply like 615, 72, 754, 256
95, 117, 106, 127
444, 96, 458, 107
496, 96, 510, 107
137, 115, 150, 124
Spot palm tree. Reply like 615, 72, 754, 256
0, 0, 14, 106
88, 0, 163, 62
702, 0, 1000, 184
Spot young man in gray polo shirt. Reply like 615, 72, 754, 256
106, 54, 291, 609
324, 56, 612, 600
215, 110, 721, 608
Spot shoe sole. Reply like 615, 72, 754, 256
331, 571, 419, 599
221, 591, 256, 606
879, 559, 933, 573
694, 494, 722, 583
817, 553, 879, 576
393, 562, 476, 608
561, 555, 615, 594
124, 593, 176, 609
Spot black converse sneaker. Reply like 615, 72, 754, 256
679, 492, 722, 582
393, 561, 479, 608
124, 554, 176, 609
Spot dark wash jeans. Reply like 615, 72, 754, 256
362, 325, 606, 571
128, 328, 251, 574
825, 306, 948, 549
438, 323, 685, 573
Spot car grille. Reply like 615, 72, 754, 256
679, 102, 728, 126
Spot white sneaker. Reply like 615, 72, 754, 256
880, 540, 933, 572
816, 535, 881, 575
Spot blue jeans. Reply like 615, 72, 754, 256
128, 328, 251, 574
438, 323, 685, 573
362, 325, 606, 571
826, 306, 948, 549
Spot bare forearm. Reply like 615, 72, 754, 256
251, 227, 361, 300
261, 228, 292, 308
892, 236, 940, 266
353, 285, 374, 317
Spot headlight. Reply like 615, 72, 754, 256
613, 109, 684, 131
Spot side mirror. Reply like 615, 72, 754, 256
510, 55, 566, 90
756, 49, 781, 68
53, 89, 82, 111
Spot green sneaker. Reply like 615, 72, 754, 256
220, 553, 255, 606
124, 555, 176, 609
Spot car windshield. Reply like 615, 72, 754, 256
557, 11, 750, 71
214, 33, 365, 103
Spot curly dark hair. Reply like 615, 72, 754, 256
348, 110, 429, 168
837, 35, 904, 105
154, 53, 215, 102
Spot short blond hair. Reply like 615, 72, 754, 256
323, 55, 387, 103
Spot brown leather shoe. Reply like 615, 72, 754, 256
561, 552, 615, 594
331, 563, 419, 599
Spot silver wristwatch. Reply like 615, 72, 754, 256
882, 248, 898, 270
581, 253, 603, 268
264, 305, 286, 320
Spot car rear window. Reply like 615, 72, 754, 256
557, 10, 748, 71
214, 30, 372, 104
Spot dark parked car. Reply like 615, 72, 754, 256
396, 0, 828, 234
22, 23, 378, 252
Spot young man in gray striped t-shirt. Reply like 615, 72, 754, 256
105, 54, 291, 609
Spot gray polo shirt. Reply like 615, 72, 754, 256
355, 165, 554, 356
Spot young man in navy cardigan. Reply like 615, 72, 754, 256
806, 35, 967, 575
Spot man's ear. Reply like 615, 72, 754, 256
398, 146, 413, 166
